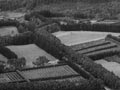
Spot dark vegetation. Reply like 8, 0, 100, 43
0, 76, 104, 90
1, 0, 120, 89
105, 55, 120, 64
34, 29, 120, 89
0, 31, 34, 46
87, 23, 120, 33
1, 0, 120, 20
24, 11, 49, 22
7, 57, 26, 70
36, 10, 65, 18
0, 46, 17, 59
0, 19, 19, 27
32, 56, 49, 67
60, 21, 120, 32
88, 49, 120, 60
106, 34, 120, 43
71, 38, 120, 60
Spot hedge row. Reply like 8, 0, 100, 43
106, 34, 120, 43
60, 24, 82, 31
59, 20, 120, 33
0, 31, 34, 46
0, 76, 104, 90
89, 23, 120, 33
34, 29, 62, 59
88, 49, 120, 60
0, 19, 19, 27
63, 46, 120, 89
0, 46, 17, 59
34, 29, 120, 89
64, 60, 104, 90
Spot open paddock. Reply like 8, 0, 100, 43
53, 31, 119, 46
6, 44, 57, 67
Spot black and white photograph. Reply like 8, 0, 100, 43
0, 0, 120, 90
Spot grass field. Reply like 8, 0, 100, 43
6, 44, 57, 67
53, 31, 119, 46
0, 26, 19, 36
95, 59, 120, 78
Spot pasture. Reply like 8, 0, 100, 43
53, 31, 120, 46
6, 44, 57, 67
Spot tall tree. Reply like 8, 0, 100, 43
33, 56, 49, 67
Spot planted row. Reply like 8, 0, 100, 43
88, 48, 120, 60
63, 46, 120, 89
106, 34, 120, 43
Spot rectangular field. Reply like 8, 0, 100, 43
6, 44, 57, 67
22, 65, 79, 80
53, 31, 119, 46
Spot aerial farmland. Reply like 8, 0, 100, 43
1, 0, 120, 90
